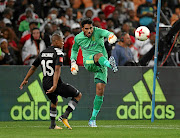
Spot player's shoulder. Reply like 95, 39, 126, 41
94, 27, 108, 33
74, 32, 83, 41
54, 47, 64, 56
40, 47, 64, 58
94, 27, 104, 30
75, 31, 83, 38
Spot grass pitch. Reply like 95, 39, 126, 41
0, 120, 180, 138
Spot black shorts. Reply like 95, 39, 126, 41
44, 82, 79, 105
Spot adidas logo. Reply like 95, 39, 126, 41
116, 69, 175, 120
10, 72, 72, 120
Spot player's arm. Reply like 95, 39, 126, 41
70, 37, 79, 61
46, 52, 64, 94
97, 27, 117, 44
19, 65, 37, 90
19, 55, 40, 90
70, 38, 79, 75
46, 65, 61, 94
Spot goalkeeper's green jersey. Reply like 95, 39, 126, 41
71, 27, 113, 62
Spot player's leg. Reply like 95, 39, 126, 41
89, 81, 105, 127
94, 53, 118, 73
94, 53, 111, 68
57, 83, 82, 129
89, 67, 107, 127
46, 93, 62, 129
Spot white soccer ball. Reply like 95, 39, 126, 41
135, 26, 150, 41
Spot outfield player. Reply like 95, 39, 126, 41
20, 34, 82, 130
70, 18, 118, 127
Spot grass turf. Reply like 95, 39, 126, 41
0, 120, 180, 138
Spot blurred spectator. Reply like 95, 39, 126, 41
114, 28, 121, 41
170, 5, 180, 25
73, 0, 93, 9
83, 8, 94, 19
51, 21, 63, 38
18, 8, 40, 33
18, 7, 39, 25
93, 17, 101, 28
65, 8, 75, 27
158, 0, 172, 25
28, 1, 41, 18
19, 20, 38, 49
111, 32, 135, 66
6, 0, 15, 9
0, 0, 7, 19
13, 0, 28, 26
84, 0, 101, 19
134, 32, 155, 60
52, 0, 70, 10
1, 27, 19, 64
0, 30, 14, 65
121, 23, 130, 34
112, 10, 121, 29
102, 0, 116, 18
46, 7, 59, 20
115, 1, 128, 25
3, 8, 13, 27
1, 27, 18, 51
69, 0, 82, 21
21, 28, 46, 65
43, 23, 53, 48
123, 0, 134, 11
124, 9, 140, 31
129, 35, 139, 63
137, 0, 155, 32
106, 18, 115, 32
63, 23, 83, 66
42, 0, 53, 18
97, 11, 107, 29
0, 19, 6, 30
168, 0, 179, 13
121, 22, 136, 37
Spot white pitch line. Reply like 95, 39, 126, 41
0, 125, 179, 130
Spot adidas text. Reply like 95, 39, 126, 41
10, 101, 71, 120
116, 102, 175, 119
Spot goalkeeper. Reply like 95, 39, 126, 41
70, 18, 118, 127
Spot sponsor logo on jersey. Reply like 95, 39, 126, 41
59, 57, 63, 62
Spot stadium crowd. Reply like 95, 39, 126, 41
0, 0, 179, 66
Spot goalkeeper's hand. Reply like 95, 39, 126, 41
108, 34, 117, 44
71, 60, 79, 75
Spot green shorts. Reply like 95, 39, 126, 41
84, 54, 108, 84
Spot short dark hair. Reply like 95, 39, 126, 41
29, 20, 38, 26
81, 18, 93, 28
51, 33, 62, 42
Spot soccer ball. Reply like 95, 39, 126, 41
135, 26, 150, 41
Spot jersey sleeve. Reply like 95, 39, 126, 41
96, 27, 113, 38
54, 48, 64, 66
32, 54, 41, 67
70, 37, 79, 61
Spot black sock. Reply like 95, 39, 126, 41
50, 107, 57, 127
62, 98, 78, 119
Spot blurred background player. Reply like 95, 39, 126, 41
70, 18, 118, 127
19, 34, 82, 130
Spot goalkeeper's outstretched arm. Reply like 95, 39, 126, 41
70, 38, 79, 75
